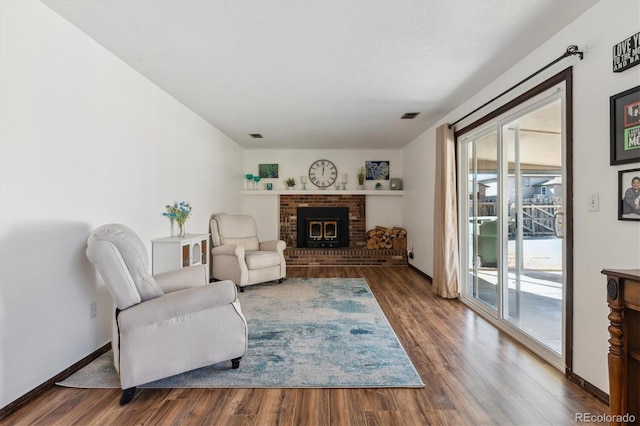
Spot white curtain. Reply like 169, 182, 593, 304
433, 124, 459, 298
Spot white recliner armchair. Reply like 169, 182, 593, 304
210, 214, 286, 291
86, 224, 248, 405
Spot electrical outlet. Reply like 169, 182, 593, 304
90, 301, 97, 319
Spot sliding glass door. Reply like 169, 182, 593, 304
463, 127, 499, 311
458, 83, 567, 368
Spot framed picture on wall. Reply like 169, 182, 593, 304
610, 86, 640, 165
258, 163, 279, 178
618, 168, 640, 221
365, 161, 390, 180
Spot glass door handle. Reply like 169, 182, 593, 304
553, 212, 565, 238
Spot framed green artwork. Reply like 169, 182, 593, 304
259, 164, 279, 178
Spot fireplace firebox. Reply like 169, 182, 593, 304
297, 207, 349, 248
306, 218, 339, 247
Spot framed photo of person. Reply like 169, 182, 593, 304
618, 168, 640, 221
610, 86, 640, 165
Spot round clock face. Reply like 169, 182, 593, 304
309, 159, 337, 188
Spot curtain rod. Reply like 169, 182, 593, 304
448, 45, 584, 129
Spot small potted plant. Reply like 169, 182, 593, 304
285, 178, 296, 189
357, 166, 366, 189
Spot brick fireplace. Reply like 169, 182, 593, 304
279, 194, 407, 266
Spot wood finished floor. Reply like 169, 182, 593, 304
2, 266, 608, 425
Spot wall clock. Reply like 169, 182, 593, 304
309, 159, 337, 188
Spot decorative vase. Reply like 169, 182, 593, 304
178, 222, 186, 237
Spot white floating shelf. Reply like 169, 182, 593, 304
242, 189, 404, 196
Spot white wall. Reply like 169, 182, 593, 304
243, 149, 404, 240
403, 0, 640, 393
402, 127, 437, 274
0, 1, 243, 407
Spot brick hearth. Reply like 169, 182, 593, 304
285, 248, 407, 266
279, 194, 407, 266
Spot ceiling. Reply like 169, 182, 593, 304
42, 0, 597, 150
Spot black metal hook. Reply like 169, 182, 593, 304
565, 45, 584, 61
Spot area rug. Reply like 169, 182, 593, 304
58, 278, 424, 389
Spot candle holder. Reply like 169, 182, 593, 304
302, 183, 307, 190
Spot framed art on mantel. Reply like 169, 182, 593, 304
365, 161, 390, 180
258, 164, 279, 178
610, 85, 640, 165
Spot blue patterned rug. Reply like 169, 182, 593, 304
58, 278, 424, 388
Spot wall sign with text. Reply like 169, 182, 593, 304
613, 32, 640, 73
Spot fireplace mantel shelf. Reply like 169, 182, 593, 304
243, 189, 404, 195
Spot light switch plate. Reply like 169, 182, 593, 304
588, 193, 599, 212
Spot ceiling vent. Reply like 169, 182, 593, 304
249, 133, 264, 138
401, 112, 420, 119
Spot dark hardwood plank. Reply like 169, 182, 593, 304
392, 388, 443, 425
180, 388, 232, 426
0, 266, 609, 426
363, 409, 404, 426
254, 388, 298, 426
106, 388, 174, 425
293, 389, 330, 426
143, 398, 200, 426
1, 387, 81, 426
66, 390, 122, 426
329, 389, 367, 426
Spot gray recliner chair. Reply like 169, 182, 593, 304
210, 214, 286, 291
86, 224, 247, 405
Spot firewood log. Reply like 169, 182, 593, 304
367, 226, 405, 249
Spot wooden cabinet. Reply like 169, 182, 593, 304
602, 268, 640, 425
152, 233, 210, 277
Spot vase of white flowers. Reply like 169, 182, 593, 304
163, 201, 192, 237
